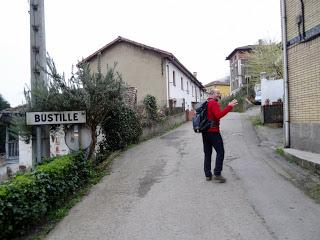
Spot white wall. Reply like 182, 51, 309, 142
261, 78, 284, 105
19, 138, 32, 168
166, 61, 205, 110
50, 127, 70, 157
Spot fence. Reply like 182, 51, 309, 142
261, 102, 283, 124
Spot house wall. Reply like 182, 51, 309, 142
18, 138, 32, 168
286, 0, 320, 40
205, 85, 230, 98
166, 61, 204, 110
229, 51, 251, 94
50, 127, 70, 157
286, 0, 320, 153
89, 42, 167, 106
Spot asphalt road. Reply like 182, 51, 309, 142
46, 111, 320, 240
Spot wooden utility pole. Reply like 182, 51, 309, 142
29, 0, 50, 165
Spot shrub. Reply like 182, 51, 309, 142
143, 95, 158, 121
98, 104, 142, 153
0, 152, 90, 239
220, 87, 251, 112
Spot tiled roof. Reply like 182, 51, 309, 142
204, 81, 230, 87
225, 45, 256, 60
79, 36, 204, 89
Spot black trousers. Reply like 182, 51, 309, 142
202, 132, 225, 177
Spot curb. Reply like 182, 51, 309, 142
283, 148, 320, 175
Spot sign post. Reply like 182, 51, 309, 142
26, 111, 90, 156
26, 111, 86, 125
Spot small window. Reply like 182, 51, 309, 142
192, 85, 194, 96
181, 77, 184, 90
187, 81, 189, 94
173, 71, 176, 86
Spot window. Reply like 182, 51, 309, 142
187, 81, 189, 94
173, 71, 176, 86
192, 85, 194, 96
181, 77, 184, 90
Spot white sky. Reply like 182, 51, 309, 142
1, 0, 281, 107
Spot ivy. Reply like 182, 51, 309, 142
98, 103, 142, 153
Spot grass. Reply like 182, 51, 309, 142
275, 148, 320, 203
310, 184, 320, 203
249, 116, 263, 126
276, 147, 284, 156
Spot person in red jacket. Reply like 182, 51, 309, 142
203, 89, 238, 182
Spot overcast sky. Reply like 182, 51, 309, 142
1, 0, 281, 107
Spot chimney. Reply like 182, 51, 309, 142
193, 72, 197, 78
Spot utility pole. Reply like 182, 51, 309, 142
29, 0, 50, 166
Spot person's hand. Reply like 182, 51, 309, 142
228, 99, 238, 107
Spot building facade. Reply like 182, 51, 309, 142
282, 0, 320, 153
81, 36, 205, 110
204, 77, 230, 98
226, 46, 254, 95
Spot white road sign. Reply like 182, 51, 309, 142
26, 111, 86, 125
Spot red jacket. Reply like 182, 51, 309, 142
207, 98, 233, 132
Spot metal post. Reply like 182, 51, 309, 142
5, 126, 9, 160
281, 0, 290, 148
30, 0, 50, 165
73, 124, 80, 150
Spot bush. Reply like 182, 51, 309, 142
220, 87, 251, 112
0, 152, 90, 239
98, 104, 142, 153
143, 95, 158, 121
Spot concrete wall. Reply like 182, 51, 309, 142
19, 138, 32, 168
286, 0, 320, 153
140, 112, 186, 140
50, 127, 70, 157
261, 78, 284, 106
290, 123, 320, 153
89, 42, 167, 106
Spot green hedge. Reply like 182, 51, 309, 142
0, 152, 91, 239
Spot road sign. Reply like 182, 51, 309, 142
26, 111, 86, 125
65, 125, 92, 151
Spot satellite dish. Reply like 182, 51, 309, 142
65, 125, 92, 151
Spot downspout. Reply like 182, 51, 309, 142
299, 0, 306, 40
167, 64, 170, 107
281, 0, 290, 148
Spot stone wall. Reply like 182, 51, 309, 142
140, 112, 186, 140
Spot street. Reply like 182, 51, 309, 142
46, 111, 320, 240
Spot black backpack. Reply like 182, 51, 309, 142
192, 101, 215, 133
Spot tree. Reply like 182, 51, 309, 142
0, 95, 10, 153
15, 57, 125, 159
247, 39, 283, 82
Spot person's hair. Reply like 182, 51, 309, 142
209, 88, 220, 95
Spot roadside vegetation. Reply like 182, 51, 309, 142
250, 115, 263, 126
0, 56, 186, 239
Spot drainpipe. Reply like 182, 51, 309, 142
281, 0, 290, 148
167, 64, 170, 107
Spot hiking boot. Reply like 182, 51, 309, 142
213, 175, 226, 183
206, 176, 212, 181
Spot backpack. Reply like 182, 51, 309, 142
192, 101, 215, 133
